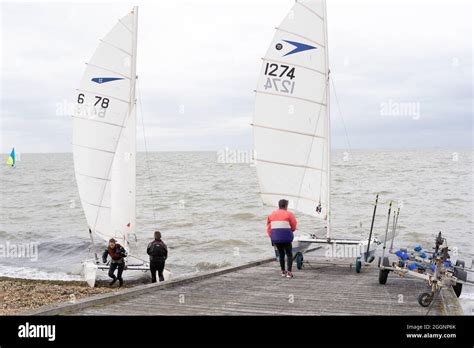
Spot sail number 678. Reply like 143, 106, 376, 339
77, 93, 110, 109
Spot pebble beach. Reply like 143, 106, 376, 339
0, 277, 146, 315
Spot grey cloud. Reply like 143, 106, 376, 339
0, 0, 472, 152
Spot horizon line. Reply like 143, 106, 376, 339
1, 146, 473, 155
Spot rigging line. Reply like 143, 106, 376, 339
330, 75, 352, 152
317, 85, 327, 210
137, 78, 158, 226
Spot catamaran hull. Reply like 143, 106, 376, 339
82, 260, 172, 288
272, 236, 312, 259
273, 235, 379, 258
292, 235, 379, 262
83, 261, 98, 287
292, 238, 312, 254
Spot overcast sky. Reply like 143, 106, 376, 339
0, 0, 472, 152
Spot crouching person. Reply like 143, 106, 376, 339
102, 238, 127, 287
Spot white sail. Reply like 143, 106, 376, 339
73, 8, 138, 248
253, 0, 330, 231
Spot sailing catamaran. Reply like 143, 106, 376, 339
72, 6, 169, 287
253, 0, 382, 270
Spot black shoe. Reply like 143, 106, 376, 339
118, 279, 123, 287
109, 279, 117, 286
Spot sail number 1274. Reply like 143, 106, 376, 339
263, 63, 296, 94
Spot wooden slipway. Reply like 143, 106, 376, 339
25, 253, 463, 316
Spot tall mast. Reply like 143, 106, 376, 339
131, 6, 138, 103
323, 0, 331, 239
131, 5, 138, 245
124, 5, 138, 249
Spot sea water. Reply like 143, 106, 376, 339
0, 150, 472, 313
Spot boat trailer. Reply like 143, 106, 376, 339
378, 231, 473, 307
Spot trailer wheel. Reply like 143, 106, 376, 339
296, 252, 304, 270
379, 269, 389, 284
355, 257, 362, 273
418, 292, 433, 307
453, 267, 467, 297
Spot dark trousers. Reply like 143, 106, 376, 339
108, 262, 124, 281
150, 260, 165, 283
275, 243, 293, 272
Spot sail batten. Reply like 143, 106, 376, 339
252, 123, 326, 139
261, 192, 320, 203
295, 1, 325, 20
81, 200, 111, 209
253, 0, 330, 223
72, 143, 116, 154
100, 39, 133, 56
255, 90, 327, 106
72, 115, 127, 128
75, 89, 131, 103
262, 58, 326, 75
276, 27, 325, 48
257, 158, 324, 171
118, 19, 133, 33
85, 63, 132, 79
76, 172, 112, 182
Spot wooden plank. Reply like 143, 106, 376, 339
56, 256, 463, 316
24, 256, 277, 316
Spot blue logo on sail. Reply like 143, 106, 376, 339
91, 77, 124, 84
282, 40, 316, 56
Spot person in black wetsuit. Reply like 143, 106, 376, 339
102, 238, 127, 287
147, 231, 168, 283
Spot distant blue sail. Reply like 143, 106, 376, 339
91, 77, 124, 84
6, 147, 15, 166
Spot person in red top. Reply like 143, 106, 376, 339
102, 238, 127, 287
267, 199, 297, 278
